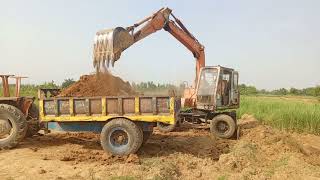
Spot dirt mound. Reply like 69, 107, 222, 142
216, 117, 320, 179
1, 116, 320, 179
59, 73, 136, 97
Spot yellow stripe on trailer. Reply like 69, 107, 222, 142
39, 100, 45, 118
40, 114, 175, 124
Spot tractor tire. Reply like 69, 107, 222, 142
142, 131, 152, 145
26, 105, 40, 137
210, 114, 236, 139
100, 118, 143, 156
157, 122, 176, 133
0, 104, 27, 149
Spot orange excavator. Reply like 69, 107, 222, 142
93, 8, 204, 83
93, 8, 204, 105
93, 7, 240, 137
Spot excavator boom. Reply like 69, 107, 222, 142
93, 7, 205, 81
93, 8, 171, 71
164, 21, 205, 80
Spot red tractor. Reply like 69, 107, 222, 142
0, 75, 39, 149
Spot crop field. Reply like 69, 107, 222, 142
238, 96, 320, 135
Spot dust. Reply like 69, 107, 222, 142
58, 72, 137, 97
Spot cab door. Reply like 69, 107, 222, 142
231, 71, 239, 106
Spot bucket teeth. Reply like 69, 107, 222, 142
111, 59, 115, 67
93, 27, 134, 72
106, 58, 110, 68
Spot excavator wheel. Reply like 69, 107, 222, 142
210, 114, 236, 139
0, 104, 27, 149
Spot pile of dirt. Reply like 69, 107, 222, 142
215, 114, 320, 179
58, 73, 136, 97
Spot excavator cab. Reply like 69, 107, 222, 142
196, 66, 239, 111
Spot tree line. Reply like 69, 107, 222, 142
131, 81, 178, 91
1, 79, 319, 97
239, 84, 320, 97
131, 81, 320, 97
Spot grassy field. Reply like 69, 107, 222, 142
238, 95, 320, 135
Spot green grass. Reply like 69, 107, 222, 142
238, 96, 320, 135
0, 85, 38, 97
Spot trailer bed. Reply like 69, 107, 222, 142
39, 96, 177, 125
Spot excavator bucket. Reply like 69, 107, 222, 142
93, 27, 134, 72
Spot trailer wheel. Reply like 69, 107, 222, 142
100, 118, 143, 155
26, 105, 40, 137
210, 114, 236, 139
0, 104, 27, 149
157, 122, 176, 133
142, 131, 152, 144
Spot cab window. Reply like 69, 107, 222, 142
233, 73, 238, 88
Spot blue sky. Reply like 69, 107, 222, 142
0, 0, 319, 90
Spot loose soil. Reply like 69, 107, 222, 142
0, 115, 320, 179
59, 73, 136, 97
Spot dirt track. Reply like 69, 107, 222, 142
0, 116, 320, 180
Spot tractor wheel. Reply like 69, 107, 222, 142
210, 114, 236, 139
0, 104, 27, 149
142, 131, 152, 145
100, 118, 143, 156
26, 105, 40, 137
157, 122, 176, 133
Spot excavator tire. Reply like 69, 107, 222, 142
26, 105, 40, 137
0, 104, 27, 149
210, 114, 236, 139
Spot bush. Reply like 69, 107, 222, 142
39, 81, 59, 89
239, 84, 258, 95
61, 78, 76, 89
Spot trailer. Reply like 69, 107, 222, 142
1, 67, 239, 156
38, 89, 180, 155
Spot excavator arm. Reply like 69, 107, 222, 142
164, 20, 205, 81
93, 7, 205, 81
